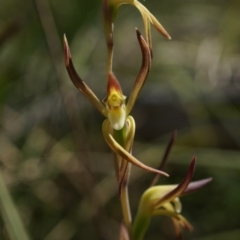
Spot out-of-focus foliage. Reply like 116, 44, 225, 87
0, 0, 240, 239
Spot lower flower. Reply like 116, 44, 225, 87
132, 157, 212, 240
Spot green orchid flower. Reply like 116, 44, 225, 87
133, 157, 212, 240
63, 29, 168, 180
102, 0, 171, 72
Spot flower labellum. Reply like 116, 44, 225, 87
103, 72, 127, 130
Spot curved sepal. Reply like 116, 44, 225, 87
181, 178, 213, 196
134, 0, 171, 41
126, 29, 151, 115
150, 130, 177, 187
152, 156, 196, 210
63, 34, 108, 117
102, 119, 169, 177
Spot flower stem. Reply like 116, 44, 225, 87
120, 164, 132, 234
113, 127, 132, 235
132, 212, 150, 240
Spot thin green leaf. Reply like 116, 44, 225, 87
0, 171, 30, 240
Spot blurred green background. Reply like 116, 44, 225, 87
0, 0, 240, 239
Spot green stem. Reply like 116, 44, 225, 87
113, 127, 132, 235
132, 212, 150, 240
120, 164, 132, 234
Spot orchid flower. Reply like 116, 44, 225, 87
63, 29, 168, 182
133, 157, 212, 240
102, 0, 171, 72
